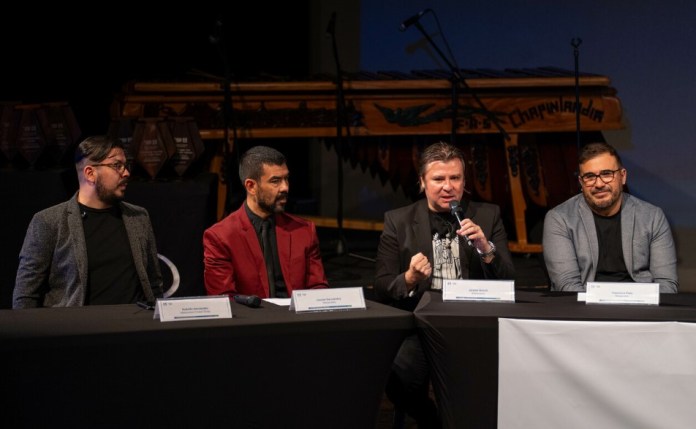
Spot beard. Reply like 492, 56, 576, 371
257, 190, 288, 215
583, 186, 621, 215
96, 178, 126, 206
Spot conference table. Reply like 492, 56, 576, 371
1, 299, 414, 428
413, 290, 696, 429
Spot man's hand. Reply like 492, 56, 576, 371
405, 252, 432, 289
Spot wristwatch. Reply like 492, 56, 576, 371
476, 241, 496, 258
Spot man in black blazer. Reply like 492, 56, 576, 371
375, 141, 515, 427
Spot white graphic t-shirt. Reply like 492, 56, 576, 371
431, 231, 461, 290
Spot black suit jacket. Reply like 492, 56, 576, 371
375, 198, 515, 311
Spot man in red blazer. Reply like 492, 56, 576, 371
203, 146, 328, 298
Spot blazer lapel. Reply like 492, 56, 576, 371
238, 210, 268, 287
620, 196, 635, 273
275, 216, 291, 288
67, 196, 89, 292
121, 207, 147, 284
579, 198, 600, 272
461, 200, 477, 261
413, 199, 433, 262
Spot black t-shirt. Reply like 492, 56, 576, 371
593, 210, 633, 283
80, 203, 143, 304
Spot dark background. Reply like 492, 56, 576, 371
1, 4, 311, 136
3, 2, 695, 304
0, 4, 316, 308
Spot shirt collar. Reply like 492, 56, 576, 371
244, 202, 275, 232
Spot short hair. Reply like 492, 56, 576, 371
239, 146, 286, 182
578, 142, 623, 168
74, 135, 124, 167
418, 141, 465, 192
418, 141, 465, 178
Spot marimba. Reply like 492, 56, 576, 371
111, 67, 624, 253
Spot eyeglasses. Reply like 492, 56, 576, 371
90, 161, 131, 174
578, 168, 622, 186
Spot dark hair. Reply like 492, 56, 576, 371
418, 141, 465, 178
578, 142, 623, 167
239, 146, 286, 182
74, 135, 124, 165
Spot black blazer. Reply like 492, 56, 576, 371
375, 198, 515, 311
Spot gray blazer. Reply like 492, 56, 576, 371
13, 193, 163, 308
375, 198, 515, 311
543, 193, 678, 293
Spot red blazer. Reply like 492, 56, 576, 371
203, 205, 328, 298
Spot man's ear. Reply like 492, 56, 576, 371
244, 178, 256, 194
82, 164, 96, 184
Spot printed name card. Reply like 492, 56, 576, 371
155, 296, 232, 322
442, 279, 515, 302
290, 287, 366, 313
585, 282, 660, 305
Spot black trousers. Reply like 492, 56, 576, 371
385, 333, 441, 428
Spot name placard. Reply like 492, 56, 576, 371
442, 279, 515, 302
154, 296, 232, 322
585, 282, 660, 305
289, 287, 366, 313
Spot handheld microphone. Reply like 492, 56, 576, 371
136, 300, 155, 310
399, 9, 429, 32
233, 294, 262, 308
448, 200, 473, 247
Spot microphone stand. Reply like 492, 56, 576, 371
325, 12, 376, 265
571, 38, 583, 154
411, 20, 509, 143
327, 12, 347, 256
210, 19, 242, 216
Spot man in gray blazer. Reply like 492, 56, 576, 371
13, 136, 163, 308
543, 141, 678, 293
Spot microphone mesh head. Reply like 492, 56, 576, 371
449, 200, 460, 214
